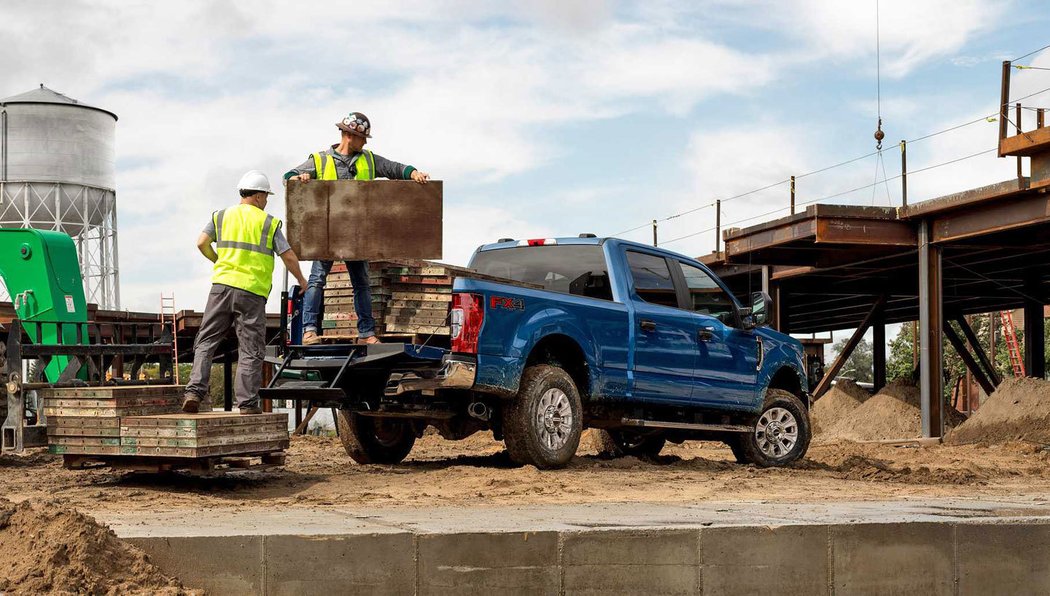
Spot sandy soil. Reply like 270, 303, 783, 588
2, 430, 1050, 513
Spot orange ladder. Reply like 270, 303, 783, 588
999, 310, 1025, 378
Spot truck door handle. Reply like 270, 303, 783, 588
639, 319, 657, 332
698, 326, 715, 342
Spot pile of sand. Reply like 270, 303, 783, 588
0, 499, 198, 595
821, 380, 965, 442
948, 377, 1050, 445
812, 379, 871, 436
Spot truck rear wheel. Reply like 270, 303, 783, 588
595, 429, 666, 460
502, 365, 582, 469
738, 388, 811, 467
335, 411, 416, 465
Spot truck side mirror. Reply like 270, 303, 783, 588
749, 291, 773, 327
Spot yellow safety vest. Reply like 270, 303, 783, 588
311, 150, 376, 180
211, 203, 280, 298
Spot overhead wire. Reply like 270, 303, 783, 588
660, 147, 997, 247
611, 44, 1050, 240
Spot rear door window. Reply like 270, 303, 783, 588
626, 251, 679, 308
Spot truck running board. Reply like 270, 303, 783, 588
620, 418, 751, 433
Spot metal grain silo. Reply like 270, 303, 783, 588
0, 85, 120, 308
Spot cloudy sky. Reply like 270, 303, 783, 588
2, 0, 1049, 315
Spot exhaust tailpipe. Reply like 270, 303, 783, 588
467, 401, 490, 421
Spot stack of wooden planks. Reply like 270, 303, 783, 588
44, 386, 182, 456
43, 386, 289, 461
120, 413, 289, 458
322, 260, 453, 338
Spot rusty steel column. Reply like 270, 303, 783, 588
1017, 103, 1024, 181
918, 221, 944, 438
790, 176, 796, 214
652, 219, 658, 247
1023, 276, 1046, 379
873, 315, 886, 392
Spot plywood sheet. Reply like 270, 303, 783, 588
286, 180, 442, 260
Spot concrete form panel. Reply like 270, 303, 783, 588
417, 531, 559, 595
701, 525, 830, 595
286, 180, 442, 261
561, 529, 700, 595
264, 533, 416, 596
957, 523, 1050, 595
831, 523, 954, 596
128, 535, 263, 596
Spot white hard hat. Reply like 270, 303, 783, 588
237, 170, 274, 195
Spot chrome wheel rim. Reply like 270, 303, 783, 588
755, 406, 798, 459
536, 388, 573, 450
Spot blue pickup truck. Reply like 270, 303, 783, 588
268, 236, 811, 470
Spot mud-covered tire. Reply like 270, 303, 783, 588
502, 365, 583, 469
724, 435, 749, 464
739, 388, 811, 467
595, 429, 666, 459
335, 410, 416, 465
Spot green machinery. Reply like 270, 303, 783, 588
0, 228, 90, 382
1, 228, 173, 452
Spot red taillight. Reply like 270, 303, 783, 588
450, 292, 484, 354
524, 238, 557, 246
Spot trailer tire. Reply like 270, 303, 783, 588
738, 388, 811, 467
502, 365, 582, 469
595, 429, 666, 460
335, 411, 415, 465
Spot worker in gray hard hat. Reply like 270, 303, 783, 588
182, 170, 308, 415
284, 111, 430, 345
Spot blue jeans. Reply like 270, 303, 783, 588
302, 260, 375, 338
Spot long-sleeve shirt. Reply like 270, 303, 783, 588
284, 145, 416, 181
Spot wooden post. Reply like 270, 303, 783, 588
900, 140, 908, 207
999, 61, 1011, 156
1017, 103, 1024, 182
715, 199, 721, 255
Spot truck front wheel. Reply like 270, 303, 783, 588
738, 389, 811, 467
502, 365, 583, 469
336, 411, 416, 465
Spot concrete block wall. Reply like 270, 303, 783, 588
128, 521, 1050, 595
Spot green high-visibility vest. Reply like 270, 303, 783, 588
312, 150, 376, 180
211, 203, 280, 298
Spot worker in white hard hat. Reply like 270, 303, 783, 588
182, 170, 308, 415
284, 111, 430, 345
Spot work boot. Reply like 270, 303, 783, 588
302, 330, 320, 345
358, 335, 380, 345
239, 403, 263, 415
181, 395, 200, 413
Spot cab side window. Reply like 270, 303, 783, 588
677, 262, 738, 325
626, 251, 678, 308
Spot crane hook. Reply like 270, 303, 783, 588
874, 117, 885, 150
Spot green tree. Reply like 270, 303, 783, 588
831, 337, 873, 383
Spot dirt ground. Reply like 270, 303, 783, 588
3, 430, 1050, 513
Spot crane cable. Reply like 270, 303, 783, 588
871, 0, 890, 205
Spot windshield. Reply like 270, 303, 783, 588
469, 245, 613, 301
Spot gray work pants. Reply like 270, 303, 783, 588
185, 284, 267, 408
